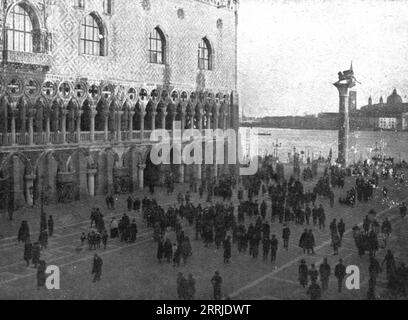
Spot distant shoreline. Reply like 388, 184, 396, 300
239, 123, 401, 132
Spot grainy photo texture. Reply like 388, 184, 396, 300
0, 0, 407, 302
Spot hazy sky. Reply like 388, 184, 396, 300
238, 0, 408, 117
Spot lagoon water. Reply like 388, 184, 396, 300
240, 127, 408, 163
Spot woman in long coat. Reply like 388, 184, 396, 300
298, 259, 309, 288
157, 238, 165, 264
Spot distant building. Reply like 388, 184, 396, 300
355, 89, 408, 131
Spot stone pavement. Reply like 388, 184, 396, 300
0, 173, 407, 300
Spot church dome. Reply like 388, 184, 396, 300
386, 89, 403, 105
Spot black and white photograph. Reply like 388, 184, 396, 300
0, 0, 407, 304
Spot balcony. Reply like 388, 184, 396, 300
3, 50, 52, 68
0, 130, 174, 148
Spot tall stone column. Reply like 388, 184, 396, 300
334, 66, 356, 167
140, 111, 146, 141
88, 169, 97, 197
11, 111, 16, 146
190, 112, 195, 130
214, 112, 219, 130
117, 111, 123, 142
45, 115, 51, 144
223, 113, 227, 130
129, 111, 135, 140
207, 113, 212, 130
76, 111, 83, 143
25, 175, 35, 206
196, 164, 202, 180
180, 112, 185, 134
104, 113, 109, 141
28, 115, 34, 146
90, 109, 97, 143
61, 110, 67, 144
179, 164, 185, 184
162, 112, 167, 130
151, 112, 157, 131
198, 113, 203, 132
138, 164, 146, 190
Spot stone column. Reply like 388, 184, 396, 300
334, 78, 355, 166
161, 112, 167, 130
207, 113, 212, 130
45, 115, 51, 144
76, 111, 83, 143
198, 112, 203, 132
88, 169, 97, 197
171, 113, 176, 130
196, 164, 202, 180
151, 112, 157, 131
28, 115, 34, 146
138, 164, 146, 190
117, 111, 123, 142
214, 112, 219, 130
61, 110, 67, 144
10, 111, 16, 146
140, 111, 146, 141
129, 111, 135, 140
90, 109, 97, 143
25, 175, 35, 206
179, 164, 185, 184
180, 112, 185, 134
223, 113, 227, 130
190, 112, 195, 130
104, 113, 109, 141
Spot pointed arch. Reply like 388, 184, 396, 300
80, 11, 108, 56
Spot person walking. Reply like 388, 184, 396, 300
92, 254, 103, 282
211, 271, 223, 300
319, 258, 331, 291
335, 259, 346, 293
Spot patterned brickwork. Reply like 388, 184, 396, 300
1, 0, 238, 94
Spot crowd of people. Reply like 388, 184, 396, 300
8, 153, 408, 299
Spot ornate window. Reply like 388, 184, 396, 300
149, 27, 165, 64
104, 0, 113, 14
7, 5, 33, 53
80, 14, 106, 56
75, 0, 85, 9
198, 37, 212, 71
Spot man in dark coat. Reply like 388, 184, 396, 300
32, 242, 41, 268
211, 271, 223, 300
92, 254, 103, 282
223, 236, 232, 264
338, 219, 346, 241
127, 196, 133, 211
335, 259, 346, 292
299, 229, 308, 254
134, 198, 141, 212
157, 238, 165, 264
298, 259, 309, 288
164, 238, 173, 263
282, 225, 290, 250
39, 230, 48, 249
37, 260, 47, 289
262, 236, 271, 261
270, 235, 278, 263
130, 219, 138, 242
47, 216, 54, 237
18, 221, 30, 243
307, 280, 322, 300
319, 258, 331, 291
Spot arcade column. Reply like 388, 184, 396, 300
88, 169, 97, 197
138, 164, 146, 190
25, 175, 35, 207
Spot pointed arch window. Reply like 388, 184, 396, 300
80, 14, 106, 56
149, 27, 166, 64
198, 37, 213, 71
7, 5, 33, 53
